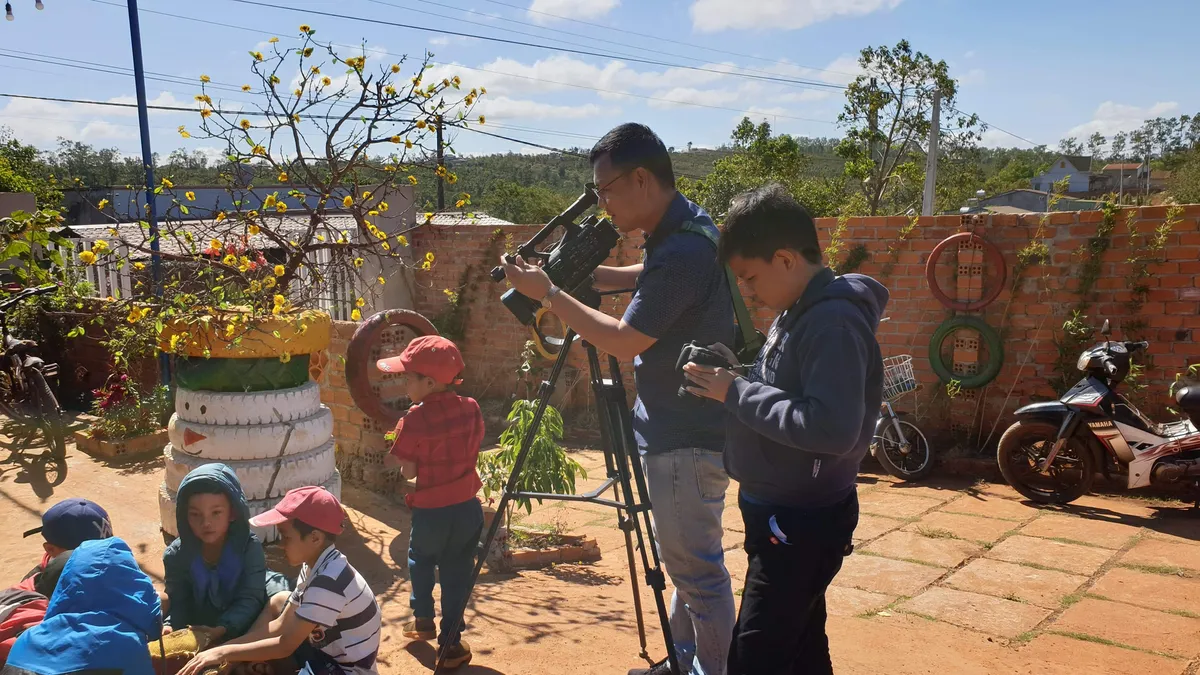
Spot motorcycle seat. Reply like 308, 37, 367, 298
1174, 385, 1200, 425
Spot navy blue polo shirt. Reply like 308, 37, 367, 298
623, 192, 734, 455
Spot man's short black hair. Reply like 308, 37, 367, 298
719, 184, 823, 265
293, 519, 338, 544
589, 123, 676, 190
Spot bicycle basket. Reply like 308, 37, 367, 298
882, 355, 917, 402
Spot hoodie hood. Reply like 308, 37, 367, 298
174, 462, 251, 553
6, 537, 160, 675
782, 268, 889, 335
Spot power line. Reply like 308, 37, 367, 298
223, 0, 847, 92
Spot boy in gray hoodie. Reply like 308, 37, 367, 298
683, 184, 887, 675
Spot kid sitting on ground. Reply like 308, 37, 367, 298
16, 498, 113, 598
178, 486, 381, 675
161, 464, 292, 647
379, 335, 484, 669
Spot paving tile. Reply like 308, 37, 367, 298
832, 554, 946, 596
825, 585, 894, 617
1020, 514, 1141, 549
852, 514, 905, 543
870, 484, 962, 504
944, 558, 1088, 609
941, 493, 1036, 521
1052, 598, 1200, 658
1089, 567, 1200, 617
899, 587, 1051, 638
985, 535, 1115, 576
1069, 495, 1164, 519
857, 490, 943, 518
1144, 517, 1200, 547
1017, 634, 1187, 675
1120, 537, 1200, 572
862, 530, 983, 568
901, 511, 1016, 544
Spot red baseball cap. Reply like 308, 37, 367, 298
376, 335, 465, 385
249, 486, 345, 535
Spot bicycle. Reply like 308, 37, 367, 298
0, 284, 67, 485
870, 353, 934, 481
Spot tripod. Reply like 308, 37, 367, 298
434, 305, 680, 674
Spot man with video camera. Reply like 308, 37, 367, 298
683, 185, 888, 675
502, 123, 736, 675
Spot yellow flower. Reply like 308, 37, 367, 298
178, 126, 191, 139
452, 75, 461, 87
134, 262, 145, 270
263, 194, 277, 209
421, 260, 431, 271
97, 198, 110, 210
226, 323, 237, 337
342, 195, 354, 207
321, 76, 333, 87
195, 94, 212, 104
278, 171, 289, 182
210, 239, 221, 250
274, 294, 286, 306
264, 277, 276, 289
382, 242, 390, 251
408, 175, 418, 185
162, 177, 174, 189
241, 84, 252, 92
275, 203, 288, 213
280, 351, 292, 363
384, 165, 396, 172
379, 201, 389, 212
311, 66, 320, 74
240, 119, 251, 130
252, 145, 265, 156
270, 75, 280, 85
185, 191, 196, 201
405, 138, 413, 149
79, 251, 96, 264
377, 276, 386, 285
269, 36, 279, 43
362, 191, 372, 200
391, 64, 401, 73
423, 212, 433, 222
480, 86, 487, 95
274, 264, 286, 278
251, 51, 264, 61
201, 109, 212, 118
291, 114, 301, 123
215, 211, 227, 222
455, 199, 465, 208
169, 334, 181, 352
425, 252, 435, 263
223, 254, 237, 266
200, 74, 211, 83
294, 88, 303, 97
385, 85, 397, 96
92, 239, 109, 253
248, 224, 260, 235
396, 235, 408, 246
353, 257, 364, 268
356, 297, 366, 308
390, 136, 401, 144
351, 309, 362, 321
478, 115, 486, 125
416, 119, 427, 129
299, 24, 311, 32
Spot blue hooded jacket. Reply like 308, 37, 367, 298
162, 463, 267, 639
724, 269, 889, 509
5, 537, 161, 675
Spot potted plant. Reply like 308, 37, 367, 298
74, 376, 172, 459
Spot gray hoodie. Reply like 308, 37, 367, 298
723, 268, 888, 508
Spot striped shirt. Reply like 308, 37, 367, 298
288, 545, 381, 674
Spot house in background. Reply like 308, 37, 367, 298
950, 188, 1104, 215
1031, 156, 1093, 193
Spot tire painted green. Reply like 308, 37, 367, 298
173, 355, 311, 393
928, 315, 1004, 389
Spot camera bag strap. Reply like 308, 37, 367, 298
678, 221, 766, 363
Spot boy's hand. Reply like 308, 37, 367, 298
192, 625, 227, 646
682, 362, 737, 403
178, 646, 228, 675
162, 625, 173, 636
706, 342, 739, 367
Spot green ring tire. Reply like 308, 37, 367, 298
174, 355, 311, 393
928, 315, 1004, 389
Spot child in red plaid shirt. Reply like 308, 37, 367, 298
380, 335, 483, 669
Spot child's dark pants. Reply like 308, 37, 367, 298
408, 498, 484, 647
728, 489, 858, 675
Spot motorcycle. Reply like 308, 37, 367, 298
997, 319, 1200, 506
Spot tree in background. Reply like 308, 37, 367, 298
481, 179, 571, 224
1170, 151, 1200, 204
1087, 132, 1107, 160
836, 40, 981, 216
1058, 137, 1083, 155
1109, 132, 1128, 162
0, 129, 62, 208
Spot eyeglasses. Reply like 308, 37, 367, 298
586, 167, 634, 201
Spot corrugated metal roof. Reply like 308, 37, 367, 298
1102, 163, 1141, 172
68, 214, 361, 258
425, 211, 516, 227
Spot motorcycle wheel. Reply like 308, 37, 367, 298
28, 369, 66, 462
997, 420, 1095, 504
874, 413, 935, 481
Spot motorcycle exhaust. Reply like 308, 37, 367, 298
1152, 459, 1200, 483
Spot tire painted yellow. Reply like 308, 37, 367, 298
158, 309, 332, 358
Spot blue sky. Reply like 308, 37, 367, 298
1, 0, 1196, 161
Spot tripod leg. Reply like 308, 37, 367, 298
622, 516, 650, 658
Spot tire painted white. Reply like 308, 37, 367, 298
175, 381, 322, 426
164, 440, 338, 500
167, 407, 333, 461
159, 470, 342, 544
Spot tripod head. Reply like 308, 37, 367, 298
489, 188, 619, 326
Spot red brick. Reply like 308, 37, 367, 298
1140, 206, 1168, 219
1159, 275, 1196, 288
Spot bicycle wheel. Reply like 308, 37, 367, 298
27, 368, 67, 462
874, 413, 935, 481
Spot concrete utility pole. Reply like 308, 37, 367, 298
867, 77, 879, 166
435, 115, 445, 211
921, 89, 941, 216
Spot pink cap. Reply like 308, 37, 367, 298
249, 486, 345, 535
376, 335, 465, 385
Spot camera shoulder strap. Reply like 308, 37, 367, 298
678, 221, 766, 361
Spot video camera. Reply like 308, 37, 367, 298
489, 189, 619, 326
675, 341, 734, 398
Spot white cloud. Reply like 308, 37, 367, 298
647, 87, 741, 109
958, 68, 986, 86
0, 92, 194, 146
529, 0, 619, 23
475, 96, 618, 120
964, 50, 976, 59
690, 0, 903, 32
1065, 100, 1180, 139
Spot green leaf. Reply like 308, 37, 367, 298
179, 205, 190, 215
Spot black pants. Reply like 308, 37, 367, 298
727, 489, 858, 675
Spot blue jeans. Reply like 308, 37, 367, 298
409, 498, 484, 647
643, 448, 735, 675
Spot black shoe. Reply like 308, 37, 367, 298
627, 659, 674, 675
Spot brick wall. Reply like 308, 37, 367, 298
321, 205, 1200, 472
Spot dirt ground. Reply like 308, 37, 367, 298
3, 434, 1200, 675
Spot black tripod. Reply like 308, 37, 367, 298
434, 305, 680, 675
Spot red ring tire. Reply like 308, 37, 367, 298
346, 309, 439, 427
925, 232, 1008, 311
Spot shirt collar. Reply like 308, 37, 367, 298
641, 191, 689, 251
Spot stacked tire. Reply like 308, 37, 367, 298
157, 310, 340, 544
